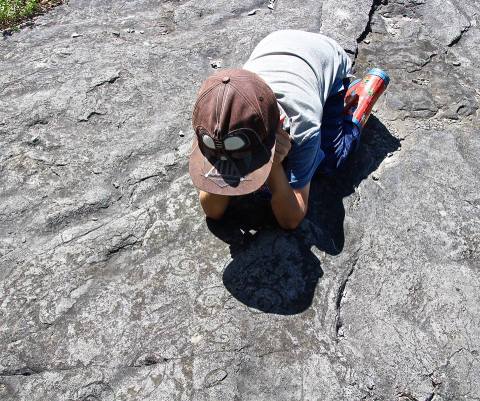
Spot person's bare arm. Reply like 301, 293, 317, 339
197, 129, 309, 226
267, 163, 309, 230
267, 130, 310, 230
198, 191, 230, 220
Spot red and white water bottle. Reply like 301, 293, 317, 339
344, 68, 390, 129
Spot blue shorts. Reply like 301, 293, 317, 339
257, 81, 361, 196
318, 84, 361, 175
282, 80, 362, 188
318, 83, 361, 174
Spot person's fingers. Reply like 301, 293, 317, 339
274, 129, 292, 164
276, 140, 290, 154
277, 128, 291, 141
275, 140, 288, 152
276, 130, 291, 147
275, 141, 291, 159
273, 140, 291, 163
344, 93, 358, 113
276, 138, 289, 151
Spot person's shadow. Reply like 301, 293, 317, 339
207, 116, 401, 315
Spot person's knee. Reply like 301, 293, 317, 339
203, 206, 226, 220
199, 191, 229, 220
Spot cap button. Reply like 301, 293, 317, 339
222, 76, 230, 84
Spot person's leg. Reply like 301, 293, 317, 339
319, 69, 389, 175
199, 191, 230, 220
318, 81, 362, 175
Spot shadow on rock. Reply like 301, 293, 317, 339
308, 115, 402, 253
208, 116, 400, 315
209, 212, 324, 315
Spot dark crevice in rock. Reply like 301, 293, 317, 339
61, 223, 107, 244
0, 367, 41, 377
129, 173, 164, 187
351, 0, 383, 66
78, 111, 107, 122
356, 0, 383, 44
1, 359, 173, 377
106, 235, 141, 256
27, 117, 49, 127
447, 22, 471, 47
87, 72, 121, 93
335, 249, 361, 339
407, 52, 439, 73
131, 355, 170, 367
256, 345, 305, 358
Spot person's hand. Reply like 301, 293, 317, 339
344, 92, 359, 115
273, 129, 292, 165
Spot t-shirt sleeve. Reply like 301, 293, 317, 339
283, 134, 324, 189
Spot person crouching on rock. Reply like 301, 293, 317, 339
189, 30, 389, 230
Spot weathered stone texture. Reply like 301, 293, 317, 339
0, 0, 479, 400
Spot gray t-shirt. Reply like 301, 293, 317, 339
243, 30, 352, 145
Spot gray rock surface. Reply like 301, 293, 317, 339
1, 0, 479, 400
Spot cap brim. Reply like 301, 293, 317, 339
189, 136, 275, 196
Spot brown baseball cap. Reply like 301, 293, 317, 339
189, 68, 280, 196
